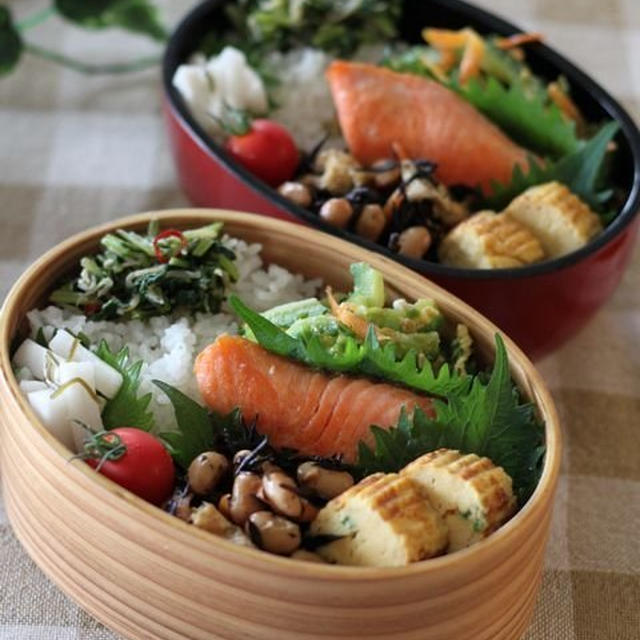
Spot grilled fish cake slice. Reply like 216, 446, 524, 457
401, 449, 516, 552
504, 181, 602, 257
438, 211, 545, 268
310, 473, 448, 567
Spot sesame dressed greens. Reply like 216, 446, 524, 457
207, 0, 402, 58
49, 221, 238, 320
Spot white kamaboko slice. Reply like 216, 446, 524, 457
27, 389, 74, 451
48, 330, 122, 398
172, 64, 211, 129
56, 361, 103, 451
12, 339, 53, 380
56, 361, 96, 389
19, 380, 49, 393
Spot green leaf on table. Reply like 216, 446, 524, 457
96, 341, 154, 431
482, 120, 620, 211
153, 380, 215, 469
55, 0, 167, 41
0, 7, 23, 76
107, 0, 167, 41
354, 335, 545, 504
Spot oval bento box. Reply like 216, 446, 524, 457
0, 210, 561, 640
162, 0, 640, 361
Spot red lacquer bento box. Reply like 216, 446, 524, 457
162, 0, 640, 360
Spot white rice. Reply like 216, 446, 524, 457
267, 45, 387, 152
267, 47, 340, 152
26, 236, 321, 433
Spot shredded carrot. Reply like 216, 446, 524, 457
326, 287, 374, 341
547, 81, 585, 126
496, 32, 544, 50
459, 30, 485, 84
437, 48, 458, 73
422, 28, 469, 50
422, 27, 485, 84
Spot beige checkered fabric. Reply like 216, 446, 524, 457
1, 0, 638, 638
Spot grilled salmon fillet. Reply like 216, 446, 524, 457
326, 60, 531, 193
194, 335, 434, 461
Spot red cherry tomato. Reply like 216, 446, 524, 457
225, 119, 299, 187
86, 428, 175, 506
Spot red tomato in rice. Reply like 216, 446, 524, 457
87, 427, 175, 506
225, 119, 299, 187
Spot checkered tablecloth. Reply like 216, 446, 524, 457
0, 1, 638, 638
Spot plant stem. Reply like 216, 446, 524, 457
16, 6, 56, 31
24, 43, 161, 74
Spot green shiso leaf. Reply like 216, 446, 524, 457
153, 380, 215, 469
482, 120, 620, 211
354, 335, 545, 504
229, 295, 303, 359
381, 44, 579, 158
231, 295, 471, 397
454, 75, 581, 157
96, 341, 154, 431
153, 382, 259, 469
54, 0, 167, 41
0, 7, 23, 76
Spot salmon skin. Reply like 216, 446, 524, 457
195, 335, 434, 462
326, 60, 530, 193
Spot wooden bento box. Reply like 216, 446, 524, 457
0, 209, 561, 639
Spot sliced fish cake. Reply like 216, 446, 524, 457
438, 211, 545, 268
504, 181, 602, 258
401, 449, 516, 552
310, 473, 448, 567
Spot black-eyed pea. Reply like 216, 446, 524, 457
229, 472, 264, 526
297, 462, 354, 500
188, 451, 229, 495
319, 198, 353, 229
246, 511, 301, 555
355, 204, 386, 241
278, 181, 312, 208
397, 226, 432, 258
262, 470, 303, 519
